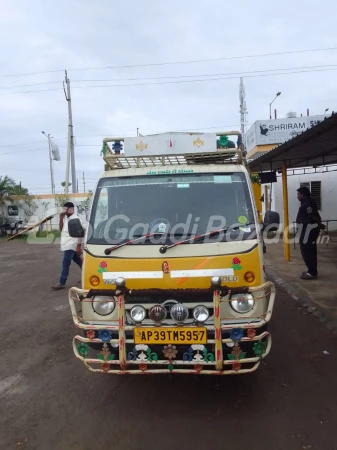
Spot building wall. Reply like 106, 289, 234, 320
2, 193, 93, 228
271, 171, 337, 231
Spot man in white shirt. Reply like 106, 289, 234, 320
51, 202, 86, 290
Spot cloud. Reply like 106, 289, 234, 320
0, 0, 336, 194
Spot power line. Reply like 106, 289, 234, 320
70, 66, 337, 90
0, 87, 62, 96
72, 63, 337, 84
2, 66, 337, 96
0, 148, 48, 156
70, 47, 337, 71
0, 137, 67, 148
0, 81, 62, 90
1, 46, 337, 78
1, 62, 336, 93
2, 65, 337, 96
0, 124, 252, 154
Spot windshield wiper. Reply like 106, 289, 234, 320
104, 232, 159, 255
159, 223, 253, 254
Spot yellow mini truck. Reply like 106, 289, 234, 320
68, 132, 277, 375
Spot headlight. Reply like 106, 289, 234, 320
92, 296, 116, 316
130, 305, 146, 323
193, 305, 209, 323
170, 303, 189, 323
230, 293, 254, 314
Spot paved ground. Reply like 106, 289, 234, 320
1, 241, 337, 450
265, 235, 337, 323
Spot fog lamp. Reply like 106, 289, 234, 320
193, 305, 209, 323
130, 305, 146, 323
149, 305, 167, 322
170, 303, 189, 323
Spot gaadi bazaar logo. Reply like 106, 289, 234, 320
135, 140, 148, 152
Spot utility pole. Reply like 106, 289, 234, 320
42, 131, 55, 194
63, 71, 76, 193
83, 172, 86, 193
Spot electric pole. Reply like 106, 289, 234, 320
42, 131, 55, 194
64, 71, 77, 193
83, 172, 86, 193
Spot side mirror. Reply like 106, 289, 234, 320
263, 210, 280, 232
68, 217, 85, 238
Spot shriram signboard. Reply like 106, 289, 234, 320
246, 116, 326, 152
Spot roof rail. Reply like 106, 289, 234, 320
103, 150, 243, 170
101, 131, 245, 170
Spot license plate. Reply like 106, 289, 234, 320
134, 327, 207, 345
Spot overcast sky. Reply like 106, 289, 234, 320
0, 0, 337, 194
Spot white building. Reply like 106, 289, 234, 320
246, 114, 337, 231
269, 168, 337, 231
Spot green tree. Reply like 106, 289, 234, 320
250, 173, 261, 185
54, 194, 71, 212
0, 176, 15, 211
0, 176, 31, 219
18, 195, 40, 223
11, 184, 29, 195
0, 176, 36, 223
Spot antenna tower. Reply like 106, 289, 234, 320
239, 77, 248, 150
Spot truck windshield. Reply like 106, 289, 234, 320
88, 172, 256, 245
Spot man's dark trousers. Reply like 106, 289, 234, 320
59, 250, 82, 286
299, 227, 320, 276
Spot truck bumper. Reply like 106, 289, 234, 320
69, 282, 275, 375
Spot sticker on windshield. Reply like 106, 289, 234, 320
213, 175, 232, 184
158, 223, 167, 233
238, 216, 248, 224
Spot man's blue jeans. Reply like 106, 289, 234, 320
59, 250, 82, 286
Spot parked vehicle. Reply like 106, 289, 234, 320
68, 131, 278, 375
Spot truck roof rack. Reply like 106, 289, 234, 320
103, 150, 243, 170
101, 132, 245, 170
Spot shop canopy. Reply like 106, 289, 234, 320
248, 112, 337, 262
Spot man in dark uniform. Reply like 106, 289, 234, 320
296, 186, 323, 280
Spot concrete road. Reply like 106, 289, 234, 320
1, 241, 337, 450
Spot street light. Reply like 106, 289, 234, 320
42, 131, 55, 194
269, 92, 281, 119
324, 108, 329, 116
